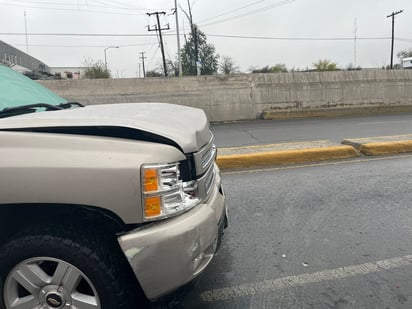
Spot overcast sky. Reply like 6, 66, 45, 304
0, 0, 411, 77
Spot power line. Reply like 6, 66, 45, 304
396, 37, 412, 43
89, 0, 160, 11
140, 35, 158, 57
0, 1, 146, 15
9, 0, 106, 8
0, 32, 405, 42
89, 0, 152, 11
198, 0, 276, 24
205, 34, 393, 41
10, 0, 162, 11
199, 0, 297, 27
5, 0, 137, 10
163, 40, 174, 70
12, 42, 158, 48
0, 32, 164, 37
147, 46, 160, 68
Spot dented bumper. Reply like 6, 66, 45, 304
117, 169, 227, 300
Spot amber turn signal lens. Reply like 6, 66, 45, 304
144, 169, 158, 192
144, 196, 161, 217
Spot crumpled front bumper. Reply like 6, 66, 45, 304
117, 169, 227, 300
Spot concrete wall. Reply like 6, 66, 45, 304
39, 70, 412, 122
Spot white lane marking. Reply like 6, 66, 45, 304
223, 154, 412, 175
200, 255, 412, 302
356, 121, 412, 125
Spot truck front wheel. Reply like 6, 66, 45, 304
0, 230, 144, 309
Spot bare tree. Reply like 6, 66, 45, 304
312, 59, 338, 71
83, 58, 111, 79
180, 0, 194, 30
220, 56, 239, 75
397, 49, 412, 60
250, 64, 287, 73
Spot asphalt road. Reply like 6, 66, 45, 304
156, 154, 412, 308
211, 113, 412, 148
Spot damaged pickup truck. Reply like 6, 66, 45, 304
0, 64, 228, 309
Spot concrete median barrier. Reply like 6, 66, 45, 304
342, 134, 412, 156
359, 141, 412, 156
216, 145, 360, 170
217, 134, 412, 170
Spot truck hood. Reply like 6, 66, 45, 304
0, 103, 212, 153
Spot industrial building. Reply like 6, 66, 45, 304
0, 40, 52, 79
0, 40, 86, 79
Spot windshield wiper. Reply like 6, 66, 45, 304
0, 103, 64, 119
1, 103, 63, 114
57, 101, 84, 109
0, 102, 85, 119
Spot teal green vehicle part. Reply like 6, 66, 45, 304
0, 64, 66, 110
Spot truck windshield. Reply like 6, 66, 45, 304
0, 64, 67, 112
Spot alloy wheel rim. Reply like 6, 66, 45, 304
4, 257, 101, 309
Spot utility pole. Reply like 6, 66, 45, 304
24, 11, 29, 54
174, 0, 182, 77
354, 18, 357, 68
193, 25, 200, 76
104, 46, 119, 71
147, 12, 170, 77
140, 52, 146, 78
182, 0, 199, 75
387, 10, 403, 69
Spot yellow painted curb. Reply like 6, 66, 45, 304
360, 140, 412, 156
216, 145, 359, 170
261, 106, 412, 120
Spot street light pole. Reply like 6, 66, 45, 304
104, 46, 119, 70
174, 0, 182, 77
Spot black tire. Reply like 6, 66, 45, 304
0, 227, 147, 309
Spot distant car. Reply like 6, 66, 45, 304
0, 64, 228, 308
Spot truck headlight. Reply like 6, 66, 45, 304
142, 163, 201, 221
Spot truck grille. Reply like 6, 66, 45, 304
193, 136, 216, 176
201, 144, 216, 170
204, 167, 215, 195
197, 164, 216, 200
191, 134, 217, 200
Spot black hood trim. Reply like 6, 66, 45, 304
0, 125, 184, 153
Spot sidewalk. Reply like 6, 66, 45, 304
216, 134, 412, 170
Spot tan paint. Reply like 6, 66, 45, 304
0, 131, 185, 224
